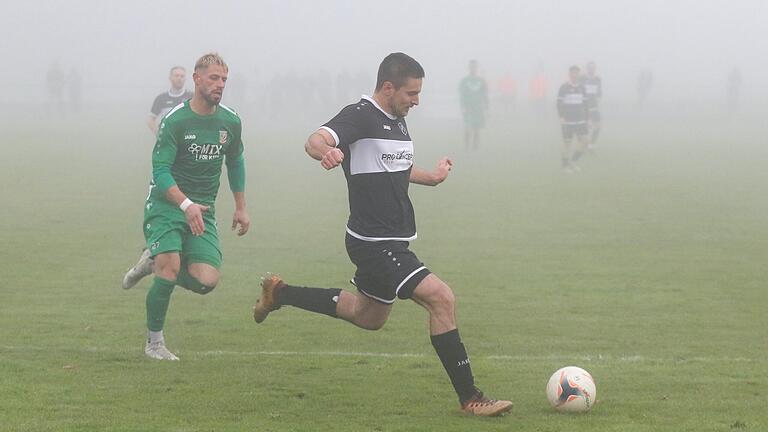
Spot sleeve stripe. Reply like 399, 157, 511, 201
163, 102, 185, 120
219, 103, 238, 116
320, 126, 340, 147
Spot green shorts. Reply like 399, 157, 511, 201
143, 199, 222, 268
462, 108, 486, 129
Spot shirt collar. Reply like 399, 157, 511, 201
168, 88, 187, 98
362, 95, 397, 120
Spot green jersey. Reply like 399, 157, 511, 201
150, 100, 244, 206
459, 75, 488, 111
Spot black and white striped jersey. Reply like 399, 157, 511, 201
150, 89, 193, 119
557, 82, 588, 124
321, 95, 416, 242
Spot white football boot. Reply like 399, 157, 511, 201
122, 249, 154, 289
144, 340, 180, 361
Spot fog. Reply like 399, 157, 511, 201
2, 0, 767, 114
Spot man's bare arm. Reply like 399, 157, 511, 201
147, 115, 158, 135
409, 157, 453, 186
305, 128, 344, 170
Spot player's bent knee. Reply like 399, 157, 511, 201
432, 285, 456, 310
414, 279, 456, 314
153, 253, 181, 280
195, 274, 219, 288
188, 265, 220, 288
155, 263, 180, 281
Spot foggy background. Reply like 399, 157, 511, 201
2, 0, 767, 122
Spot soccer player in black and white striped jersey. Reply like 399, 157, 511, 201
557, 65, 590, 172
252, 53, 513, 417
147, 66, 193, 136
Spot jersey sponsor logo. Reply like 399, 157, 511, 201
381, 150, 413, 161
184, 134, 196, 140
349, 138, 414, 175
219, 130, 228, 144
187, 143, 223, 161
398, 122, 407, 135
562, 93, 584, 105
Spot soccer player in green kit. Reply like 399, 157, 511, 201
122, 53, 250, 360
459, 59, 488, 150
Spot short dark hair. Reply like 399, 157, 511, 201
169, 66, 186, 76
375, 52, 425, 91
569, 65, 581, 74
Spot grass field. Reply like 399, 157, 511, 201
1, 105, 766, 431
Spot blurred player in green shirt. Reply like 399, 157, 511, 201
459, 59, 489, 150
122, 53, 250, 360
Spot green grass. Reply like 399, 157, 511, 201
0, 109, 766, 431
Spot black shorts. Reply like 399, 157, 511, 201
561, 123, 589, 141
345, 234, 431, 304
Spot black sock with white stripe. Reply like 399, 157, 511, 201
277, 285, 341, 318
431, 329, 477, 404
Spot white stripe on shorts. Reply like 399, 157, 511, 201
395, 266, 427, 297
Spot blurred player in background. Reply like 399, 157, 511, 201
581, 61, 602, 151
557, 65, 589, 172
123, 53, 250, 360
252, 52, 513, 416
147, 66, 194, 136
459, 59, 489, 150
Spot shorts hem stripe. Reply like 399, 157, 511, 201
357, 287, 396, 304
395, 266, 427, 296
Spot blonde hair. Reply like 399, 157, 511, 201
194, 53, 228, 72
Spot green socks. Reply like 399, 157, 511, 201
146, 277, 175, 331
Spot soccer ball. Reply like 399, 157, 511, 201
546, 366, 597, 412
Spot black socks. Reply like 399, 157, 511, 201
277, 285, 341, 318
431, 329, 477, 403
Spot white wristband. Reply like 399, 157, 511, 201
179, 198, 194, 211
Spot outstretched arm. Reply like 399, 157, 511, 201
410, 157, 453, 186
305, 128, 344, 170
